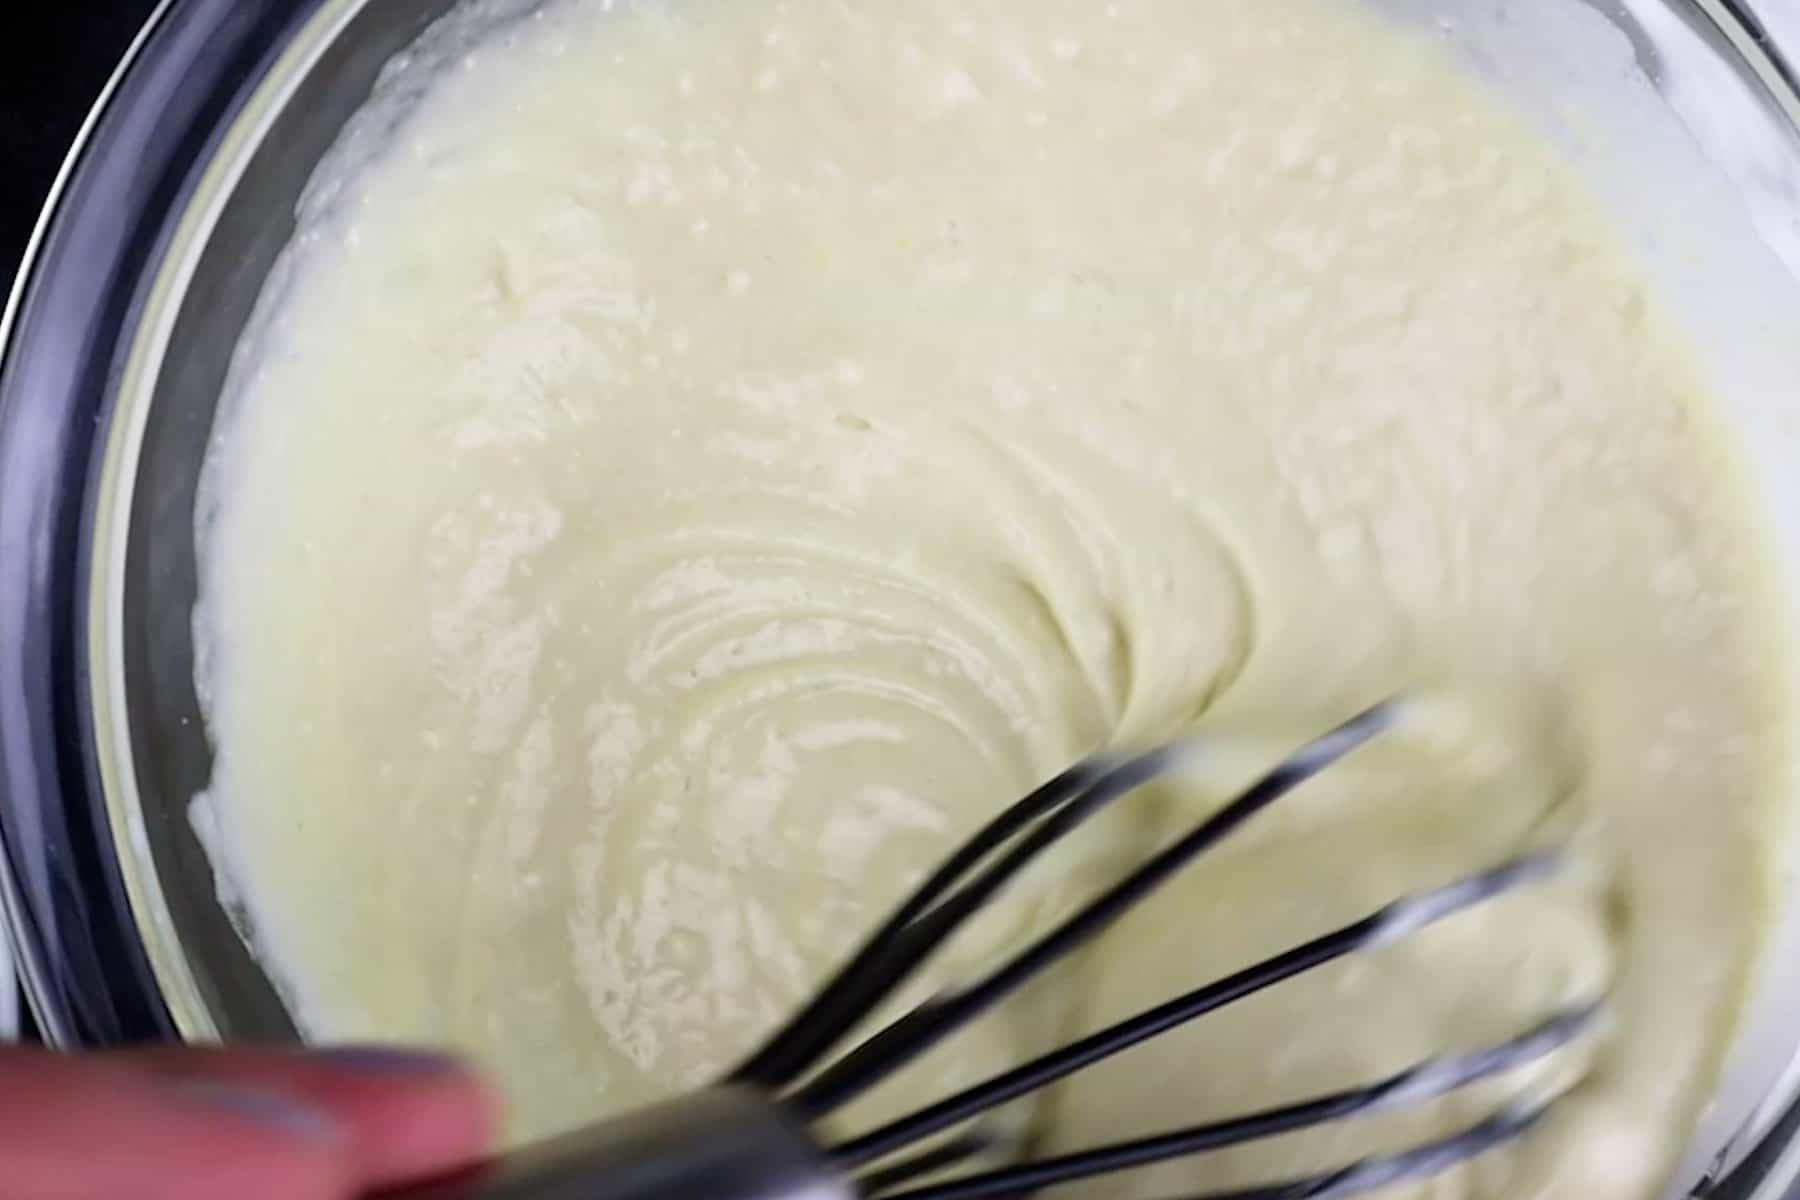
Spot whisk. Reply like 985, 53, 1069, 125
388, 700, 1597, 1200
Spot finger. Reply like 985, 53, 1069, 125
123, 1045, 499, 1189
0, 1047, 351, 1200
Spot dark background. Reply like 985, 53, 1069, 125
3, 4, 165, 291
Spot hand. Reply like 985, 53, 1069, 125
0, 1044, 496, 1200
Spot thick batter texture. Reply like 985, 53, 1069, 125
194, 0, 1790, 1195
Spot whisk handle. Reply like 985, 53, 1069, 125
377, 1086, 849, 1200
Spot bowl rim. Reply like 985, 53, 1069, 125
0, 0, 333, 1045
7, 0, 1800, 1195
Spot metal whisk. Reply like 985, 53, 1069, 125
390, 701, 1597, 1200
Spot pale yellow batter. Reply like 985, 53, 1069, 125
193, 0, 1790, 1195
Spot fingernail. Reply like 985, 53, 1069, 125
314, 1046, 470, 1077
178, 1082, 342, 1142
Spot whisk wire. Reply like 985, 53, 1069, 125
853, 1007, 1590, 1199
793, 705, 1398, 1119
852, 1130, 1011, 1196
742, 739, 1202, 1097
728, 700, 1584, 1200
830, 852, 1565, 1169
732, 760, 1101, 1089
874, 1100, 1549, 1200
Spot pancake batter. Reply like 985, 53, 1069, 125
192, 0, 1792, 1194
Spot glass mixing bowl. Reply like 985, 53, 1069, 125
2, 0, 1799, 1194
